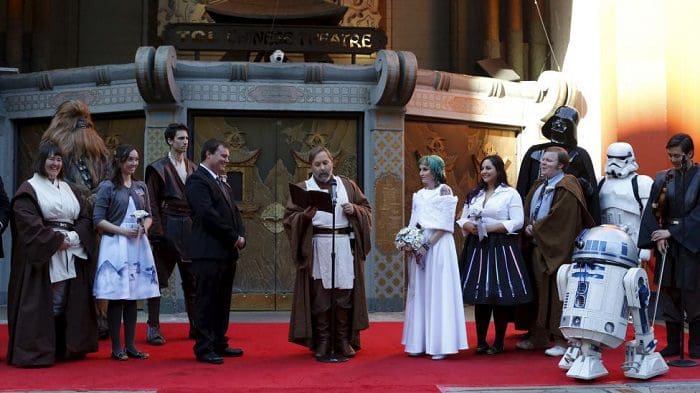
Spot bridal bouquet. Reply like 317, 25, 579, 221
132, 209, 150, 235
395, 226, 426, 269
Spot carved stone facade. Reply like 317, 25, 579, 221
0, 46, 574, 310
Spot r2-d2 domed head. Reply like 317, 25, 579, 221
605, 142, 639, 178
542, 106, 580, 147
572, 225, 640, 268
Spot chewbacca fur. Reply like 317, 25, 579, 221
41, 100, 109, 189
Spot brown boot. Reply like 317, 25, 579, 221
335, 307, 356, 358
313, 311, 330, 358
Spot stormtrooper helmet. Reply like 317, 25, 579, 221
605, 142, 639, 178
542, 106, 579, 147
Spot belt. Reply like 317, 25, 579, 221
45, 221, 74, 231
162, 202, 191, 216
313, 227, 352, 235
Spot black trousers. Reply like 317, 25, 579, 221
191, 258, 236, 357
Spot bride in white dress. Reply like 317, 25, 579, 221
401, 155, 468, 360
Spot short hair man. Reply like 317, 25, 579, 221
144, 123, 198, 345
185, 138, 246, 364
639, 133, 700, 359
519, 146, 594, 356
283, 146, 372, 359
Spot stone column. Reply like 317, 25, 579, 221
507, 0, 524, 79
484, 0, 501, 59
529, 0, 548, 79
363, 107, 407, 311
5, 0, 23, 69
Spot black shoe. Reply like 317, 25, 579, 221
217, 347, 244, 357
486, 345, 503, 355
475, 344, 490, 355
146, 325, 166, 346
125, 348, 149, 359
111, 351, 128, 361
197, 352, 224, 364
659, 345, 680, 357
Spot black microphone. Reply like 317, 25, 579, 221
330, 178, 338, 205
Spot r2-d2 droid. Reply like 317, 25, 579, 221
556, 225, 669, 380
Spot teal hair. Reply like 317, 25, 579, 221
418, 155, 446, 184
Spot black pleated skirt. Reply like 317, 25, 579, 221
459, 233, 533, 306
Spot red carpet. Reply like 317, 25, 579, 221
0, 322, 696, 392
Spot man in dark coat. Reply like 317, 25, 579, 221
638, 133, 700, 359
283, 146, 372, 360
185, 138, 246, 365
145, 123, 198, 345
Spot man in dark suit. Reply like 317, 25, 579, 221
185, 139, 246, 365
0, 176, 10, 258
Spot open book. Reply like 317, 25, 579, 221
288, 183, 333, 213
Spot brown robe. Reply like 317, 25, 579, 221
283, 176, 372, 350
524, 174, 595, 274
7, 180, 98, 367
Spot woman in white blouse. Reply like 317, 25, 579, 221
457, 155, 532, 355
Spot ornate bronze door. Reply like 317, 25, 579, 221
192, 114, 359, 310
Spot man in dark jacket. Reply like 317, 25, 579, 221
185, 138, 246, 365
638, 133, 700, 359
145, 123, 198, 345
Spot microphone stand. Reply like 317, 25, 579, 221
319, 182, 348, 363
669, 162, 698, 367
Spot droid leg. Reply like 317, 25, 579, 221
621, 268, 669, 379
558, 340, 581, 370
565, 341, 609, 380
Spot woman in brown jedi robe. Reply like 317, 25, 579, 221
7, 142, 98, 367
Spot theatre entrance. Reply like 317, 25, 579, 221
192, 114, 361, 310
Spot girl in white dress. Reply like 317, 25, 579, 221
93, 145, 159, 361
402, 155, 468, 360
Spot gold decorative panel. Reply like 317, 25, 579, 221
404, 121, 518, 251
375, 173, 403, 255
192, 115, 359, 311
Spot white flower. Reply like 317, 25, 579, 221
132, 210, 150, 221
394, 226, 424, 252
467, 205, 483, 222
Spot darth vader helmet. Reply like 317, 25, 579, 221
605, 142, 639, 178
542, 106, 579, 147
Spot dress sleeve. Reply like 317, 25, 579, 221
456, 199, 471, 236
92, 181, 112, 226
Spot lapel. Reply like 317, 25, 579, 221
200, 167, 233, 209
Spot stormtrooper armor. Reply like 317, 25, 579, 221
556, 225, 668, 380
598, 142, 653, 261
